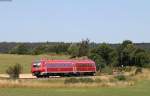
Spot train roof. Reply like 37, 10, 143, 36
39, 59, 95, 63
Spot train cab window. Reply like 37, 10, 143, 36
33, 62, 41, 68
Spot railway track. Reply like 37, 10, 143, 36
0, 74, 98, 80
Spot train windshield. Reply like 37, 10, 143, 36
33, 62, 41, 68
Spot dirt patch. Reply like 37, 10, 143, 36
0, 74, 36, 79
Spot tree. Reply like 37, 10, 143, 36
117, 40, 134, 66
78, 39, 90, 57
6, 63, 22, 79
134, 52, 149, 67
32, 43, 70, 55
89, 43, 117, 71
121, 44, 136, 66
133, 48, 150, 67
89, 53, 105, 71
9, 44, 30, 54
122, 40, 133, 48
95, 43, 115, 66
32, 45, 48, 55
54, 43, 70, 54
109, 49, 118, 67
116, 40, 150, 67
68, 43, 79, 58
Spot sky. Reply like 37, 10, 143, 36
0, 0, 150, 43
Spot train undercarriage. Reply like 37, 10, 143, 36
33, 71, 96, 78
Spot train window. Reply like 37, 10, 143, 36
79, 63, 93, 67
88, 64, 92, 67
78, 64, 86, 67
77, 63, 95, 67
83, 64, 86, 67
33, 62, 41, 68
46, 63, 73, 67
80, 64, 84, 67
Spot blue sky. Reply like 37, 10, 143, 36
0, 0, 150, 43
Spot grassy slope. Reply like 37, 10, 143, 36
0, 54, 69, 73
0, 80, 149, 96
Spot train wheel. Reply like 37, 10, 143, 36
36, 75, 42, 78
44, 75, 49, 78
90, 72, 96, 76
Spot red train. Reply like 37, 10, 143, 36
31, 59, 96, 78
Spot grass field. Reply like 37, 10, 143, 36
0, 54, 150, 96
0, 54, 70, 73
0, 80, 149, 96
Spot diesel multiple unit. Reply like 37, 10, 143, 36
31, 59, 96, 78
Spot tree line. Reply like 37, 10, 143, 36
9, 42, 70, 55
89, 40, 150, 71
0, 40, 150, 71
67, 40, 150, 71
0, 42, 150, 54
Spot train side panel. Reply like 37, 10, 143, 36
75, 60, 96, 75
45, 62, 75, 73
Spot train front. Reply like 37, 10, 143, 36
31, 60, 44, 77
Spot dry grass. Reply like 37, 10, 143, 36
0, 79, 134, 88
0, 75, 135, 88
0, 68, 149, 88
132, 68, 150, 81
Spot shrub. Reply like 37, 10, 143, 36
64, 78, 79, 84
9, 44, 30, 55
143, 63, 150, 68
94, 78, 101, 83
115, 74, 126, 81
101, 66, 113, 75
78, 78, 94, 83
64, 78, 94, 84
135, 67, 142, 75
6, 63, 22, 79
124, 67, 132, 72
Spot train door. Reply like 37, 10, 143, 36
73, 62, 77, 73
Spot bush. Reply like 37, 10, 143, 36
124, 67, 132, 72
78, 78, 94, 83
115, 74, 126, 81
67, 43, 79, 58
101, 66, 113, 75
64, 78, 79, 84
135, 67, 142, 75
9, 44, 30, 55
94, 78, 101, 83
6, 63, 22, 79
64, 78, 94, 84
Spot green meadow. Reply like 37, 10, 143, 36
0, 54, 69, 73
0, 54, 150, 96
0, 80, 149, 96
